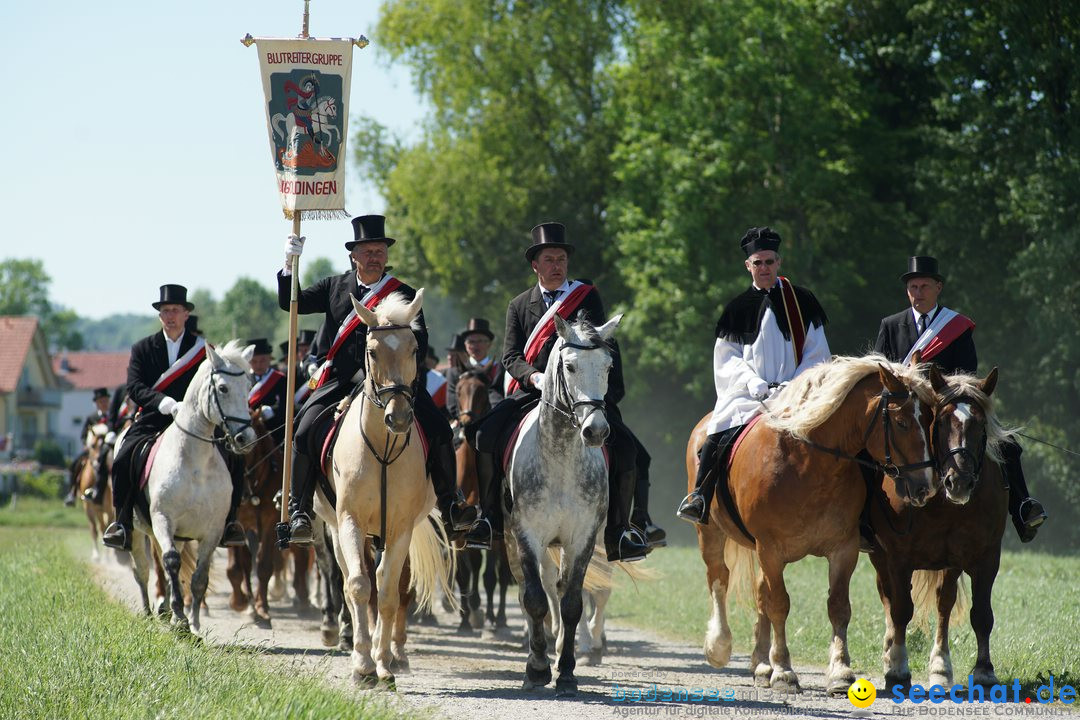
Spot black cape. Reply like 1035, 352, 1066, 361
716, 283, 828, 344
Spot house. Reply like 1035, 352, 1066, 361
52, 351, 130, 456
0, 317, 64, 457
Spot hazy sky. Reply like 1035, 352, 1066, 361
2, 0, 425, 319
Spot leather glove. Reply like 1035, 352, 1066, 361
103, 431, 117, 446
283, 234, 306, 274
768, 381, 789, 399
259, 405, 275, 421
530, 372, 544, 391
747, 376, 769, 401
158, 397, 183, 416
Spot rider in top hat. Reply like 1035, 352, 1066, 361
103, 285, 247, 551
677, 227, 831, 526
64, 387, 112, 506
872, 255, 1047, 543
278, 215, 479, 545
446, 318, 505, 421
470, 222, 661, 562
246, 338, 289, 445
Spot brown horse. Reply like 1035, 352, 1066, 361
689, 356, 937, 694
226, 414, 286, 628
868, 366, 1010, 692
76, 423, 114, 561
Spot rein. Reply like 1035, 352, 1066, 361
172, 366, 256, 452
541, 340, 608, 430
933, 389, 988, 483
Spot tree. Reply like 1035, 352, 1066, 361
0, 258, 84, 350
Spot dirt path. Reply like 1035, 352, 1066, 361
87, 547, 889, 720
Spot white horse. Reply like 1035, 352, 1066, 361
271, 96, 339, 157
129, 340, 258, 633
315, 290, 456, 688
504, 313, 622, 696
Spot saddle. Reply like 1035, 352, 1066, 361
709, 415, 763, 542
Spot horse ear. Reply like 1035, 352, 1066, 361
910, 349, 923, 366
350, 295, 380, 328
554, 313, 572, 340
878, 363, 906, 394
241, 343, 256, 365
406, 288, 425, 324
205, 342, 223, 368
596, 313, 623, 341
928, 364, 947, 393
981, 367, 998, 397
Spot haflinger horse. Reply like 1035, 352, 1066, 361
315, 290, 456, 689
128, 340, 258, 633
688, 355, 937, 695
868, 365, 1012, 692
504, 313, 623, 697
76, 422, 114, 561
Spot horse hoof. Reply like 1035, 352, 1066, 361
377, 675, 397, 692
753, 664, 772, 687
320, 627, 338, 648
555, 677, 578, 697
827, 678, 855, 697
389, 657, 411, 674
252, 615, 272, 630
885, 673, 911, 693
581, 649, 603, 666
469, 609, 485, 630
523, 664, 552, 690
770, 670, 800, 693
352, 672, 379, 689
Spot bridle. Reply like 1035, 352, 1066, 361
361, 324, 419, 413
456, 368, 492, 427
933, 388, 988, 484
173, 366, 255, 453
541, 340, 609, 430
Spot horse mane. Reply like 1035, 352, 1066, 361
938, 372, 1014, 464
765, 354, 933, 440
185, 339, 252, 413
372, 292, 422, 330
215, 339, 253, 371
558, 318, 611, 352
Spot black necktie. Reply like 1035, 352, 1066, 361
917, 314, 928, 335
356, 285, 371, 300
543, 289, 562, 306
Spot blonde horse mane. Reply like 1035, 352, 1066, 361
765, 354, 933, 440
370, 291, 423, 330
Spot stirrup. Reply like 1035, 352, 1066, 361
606, 529, 648, 563
463, 518, 493, 550
102, 523, 132, 552
676, 492, 707, 524
289, 513, 314, 545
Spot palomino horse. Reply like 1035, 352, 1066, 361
226, 414, 286, 628
453, 365, 512, 632
868, 366, 1011, 691
76, 423, 114, 561
504, 313, 623, 696
688, 355, 937, 694
129, 340, 258, 632
315, 290, 455, 688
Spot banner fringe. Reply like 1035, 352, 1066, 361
282, 209, 351, 221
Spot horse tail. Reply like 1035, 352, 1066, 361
910, 569, 970, 632
724, 537, 759, 612
408, 512, 458, 614
587, 544, 659, 588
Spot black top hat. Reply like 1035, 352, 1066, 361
461, 318, 494, 341
346, 214, 396, 251
184, 314, 202, 335
92, 387, 109, 401
445, 333, 465, 352
900, 256, 944, 283
153, 284, 194, 311
525, 222, 575, 262
246, 338, 273, 356
740, 227, 782, 256
297, 329, 316, 346
278, 340, 290, 359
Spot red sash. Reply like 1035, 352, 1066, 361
427, 370, 447, 408
313, 277, 404, 389
920, 314, 975, 363
506, 283, 594, 395
248, 369, 285, 408
777, 277, 806, 366
154, 337, 207, 393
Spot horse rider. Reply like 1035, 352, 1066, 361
445, 332, 467, 371
103, 285, 247, 551
246, 338, 290, 445
285, 73, 325, 156
279, 328, 318, 408
873, 255, 1047, 543
83, 385, 131, 505
446, 318, 505, 424
677, 227, 830, 525
64, 387, 111, 506
470, 222, 659, 562
278, 214, 480, 545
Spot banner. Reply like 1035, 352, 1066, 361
255, 38, 354, 219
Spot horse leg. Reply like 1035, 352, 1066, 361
968, 554, 1001, 689
541, 549, 561, 653
699, 524, 733, 668
226, 547, 250, 612
129, 531, 152, 615
153, 520, 189, 632
553, 542, 592, 697
187, 539, 216, 634
757, 549, 798, 692
517, 539, 552, 690
824, 544, 859, 696
372, 530, 411, 687
85, 501, 100, 562
751, 568, 772, 685
252, 524, 276, 628
391, 559, 412, 674
292, 546, 313, 613
583, 582, 610, 667
153, 547, 169, 617
929, 568, 961, 688
313, 527, 340, 647
483, 546, 497, 626
868, 550, 904, 692
496, 545, 511, 629
468, 550, 484, 631
455, 550, 475, 632
882, 562, 915, 691
336, 514, 376, 685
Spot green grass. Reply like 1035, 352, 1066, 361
0, 526, 415, 720
608, 545, 1079, 694
0, 496, 88, 529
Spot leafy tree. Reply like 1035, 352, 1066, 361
210, 278, 280, 344
0, 258, 84, 350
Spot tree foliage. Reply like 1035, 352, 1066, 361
0, 259, 84, 350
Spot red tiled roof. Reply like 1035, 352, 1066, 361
52, 351, 130, 391
0, 317, 39, 393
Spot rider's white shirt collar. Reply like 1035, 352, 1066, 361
911, 305, 939, 325
163, 330, 186, 365
468, 356, 492, 368
538, 279, 571, 306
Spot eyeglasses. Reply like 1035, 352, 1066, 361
750, 258, 777, 267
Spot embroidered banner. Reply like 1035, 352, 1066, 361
254, 38, 354, 220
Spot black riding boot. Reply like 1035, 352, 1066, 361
430, 438, 479, 540
629, 443, 666, 548
287, 449, 317, 545
102, 448, 135, 551
219, 448, 247, 547
605, 469, 648, 562
464, 450, 500, 549
1002, 440, 1047, 543
677, 432, 725, 525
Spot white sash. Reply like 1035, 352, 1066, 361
903, 307, 958, 364
152, 336, 207, 391
503, 280, 583, 395
248, 369, 284, 407
426, 369, 446, 397
309, 273, 397, 388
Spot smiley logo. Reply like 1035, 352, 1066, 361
848, 678, 876, 708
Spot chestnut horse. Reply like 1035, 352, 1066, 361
689, 356, 937, 694
76, 423, 114, 561
868, 366, 1012, 692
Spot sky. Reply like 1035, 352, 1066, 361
2, 0, 426, 319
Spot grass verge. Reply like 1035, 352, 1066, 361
0, 526, 414, 720
0, 496, 89, 529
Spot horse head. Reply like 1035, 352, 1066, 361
549, 313, 623, 447
868, 363, 938, 508
456, 366, 492, 427
929, 365, 999, 504
351, 290, 422, 435
202, 341, 258, 453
